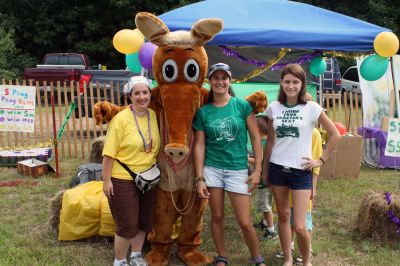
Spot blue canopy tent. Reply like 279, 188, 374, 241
158, 0, 391, 98
159, 0, 389, 51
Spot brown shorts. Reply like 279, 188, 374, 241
108, 177, 156, 238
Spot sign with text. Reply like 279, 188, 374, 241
384, 118, 400, 157
0, 85, 36, 132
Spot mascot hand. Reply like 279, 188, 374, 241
245, 91, 268, 113
93, 101, 127, 125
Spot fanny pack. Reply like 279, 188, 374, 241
115, 159, 160, 192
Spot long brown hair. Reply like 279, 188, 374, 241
277, 64, 307, 105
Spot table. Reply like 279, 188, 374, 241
358, 126, 400, 169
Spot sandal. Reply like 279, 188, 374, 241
214, 256, 229, 265
251, 255, 266, 266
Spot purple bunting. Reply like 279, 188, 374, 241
219, 45, 324, 71
384, 192, 400, 234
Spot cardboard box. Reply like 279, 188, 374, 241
17, 158, 48, 177
319, 135, 363, 180
381, 116, 391, 132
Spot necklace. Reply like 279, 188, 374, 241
131, 106, 152, 153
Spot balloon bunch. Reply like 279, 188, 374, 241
360, 31, 399, 81
112, 29, 157, 72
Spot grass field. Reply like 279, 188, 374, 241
0, 159, 399, 266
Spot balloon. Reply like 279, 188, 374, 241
138, 42, 157, 70
113, 29, 144, 54
374, 31, 399, 57
125, 52, 142, 73
360, 54, 389, 81
334, 122, 347, 136
309, 57, 327, 76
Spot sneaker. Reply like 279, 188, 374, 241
261, 229, 278, 241
253, 220, 268, 230
274, 249, 294, 261
129, 257, 148, 266
294, 253, 313, 266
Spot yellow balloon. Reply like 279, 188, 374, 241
112, 29, 144, 54
374, 31, 399, 57
133, 28, 144, 39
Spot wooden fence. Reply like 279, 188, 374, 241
0, 80, 362, 159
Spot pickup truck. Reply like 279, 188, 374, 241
23, 53, 138, 111
23, 53, 91, 87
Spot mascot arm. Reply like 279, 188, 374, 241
93, 86, 163, 125
245, 91, 268, 114
93, 102, 127, 125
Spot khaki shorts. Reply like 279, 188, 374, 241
108, 177, 156, 238
255, 187, 274, 213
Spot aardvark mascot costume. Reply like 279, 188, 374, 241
94, 12, 267, 266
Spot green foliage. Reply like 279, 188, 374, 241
0, 27, 34, 80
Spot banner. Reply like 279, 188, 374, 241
0, 85, 36, 132
358, 55, 399, 127
384, 118, 400, 158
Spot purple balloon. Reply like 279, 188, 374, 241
138, 42, 157, 70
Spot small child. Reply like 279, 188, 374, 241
249, 114, 277, 240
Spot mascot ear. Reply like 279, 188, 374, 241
135, 12, 170, 46
191, 18, 224, 46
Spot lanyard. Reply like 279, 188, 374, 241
131, 106, 153, 153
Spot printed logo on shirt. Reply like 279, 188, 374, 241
210, 117, 238, 142
276, 109, 302, 138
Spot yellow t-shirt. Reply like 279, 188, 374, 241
289, 128, 323, 211
102, 107, 160, 180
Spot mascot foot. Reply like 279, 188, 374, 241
145, 244, 171, 266
177, 246, 213, 266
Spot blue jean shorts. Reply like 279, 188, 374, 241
268, 162, 312, 190
290, 209, 313, 231
203, 165, 250, 195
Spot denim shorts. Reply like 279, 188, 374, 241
268, 162, 312, 190
203, 165, 250, 195
290, 209, 313, 231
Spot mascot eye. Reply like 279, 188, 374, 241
162, 59, 178, 82
184, 59, 200, 82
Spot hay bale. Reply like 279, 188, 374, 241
357, 191, 400, 242
48, 190, 65, 234
89, 137, 105, 164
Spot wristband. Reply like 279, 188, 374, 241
194, 176, 206, 182
319, 157, 325, 165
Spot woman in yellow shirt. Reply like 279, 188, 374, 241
102, 76, 160, 266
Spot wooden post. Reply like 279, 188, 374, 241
35, 81, 44, 143
50, 85, 60, 177
76, 81, 85, 159
70, 81, 78, 158
63, 81, 72, 158
83, 81, 91, 157
56, 81, 65, 158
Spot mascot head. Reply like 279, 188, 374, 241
135, 12, 223, 159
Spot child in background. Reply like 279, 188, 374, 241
249, 114, 277, 241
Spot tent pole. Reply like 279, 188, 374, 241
390, 56, 400, 118
319, 75, 323, 106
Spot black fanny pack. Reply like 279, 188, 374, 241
115, 159, 160, 192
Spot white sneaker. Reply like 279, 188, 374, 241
129, 257, 148, 266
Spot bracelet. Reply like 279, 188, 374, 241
194, 176, 206, 182
319, 157, 326, 165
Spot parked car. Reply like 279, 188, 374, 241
340, 66, 361, 94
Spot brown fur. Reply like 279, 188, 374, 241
89, 137, 105, 164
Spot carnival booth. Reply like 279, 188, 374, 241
160, 0, 400, 173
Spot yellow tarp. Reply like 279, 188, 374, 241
58, 181, 115, 240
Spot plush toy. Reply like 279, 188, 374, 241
94, 12, 267, 266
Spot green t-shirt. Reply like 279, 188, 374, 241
193, 97, 253, 170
